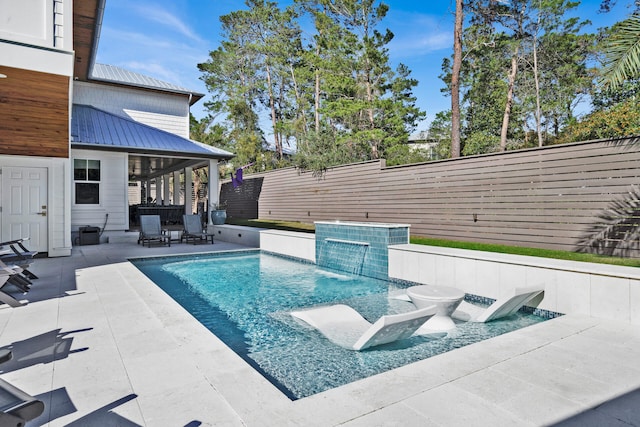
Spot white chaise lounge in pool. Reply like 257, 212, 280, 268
451, 286, 545, 323
291, 304, 436, 351
390, 285, 544, 324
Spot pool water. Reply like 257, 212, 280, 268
132, 251, 548, 400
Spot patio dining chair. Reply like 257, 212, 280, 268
138, 215, 171, 247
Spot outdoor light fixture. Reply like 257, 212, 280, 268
0, 73, 7, 78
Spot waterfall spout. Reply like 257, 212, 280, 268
317, 238, 369, 275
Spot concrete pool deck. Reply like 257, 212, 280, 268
1, 240, 639, 426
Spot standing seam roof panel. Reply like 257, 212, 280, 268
71, 104, 233, 158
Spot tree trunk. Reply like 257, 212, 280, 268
451, 0, 463, 158
314, 34, 321, 133
289, 63, 308, 139
532, 21, 543, 147
265, 62, 282, 159
500, 47, 518, 152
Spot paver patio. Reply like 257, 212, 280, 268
0, 239, 639, 426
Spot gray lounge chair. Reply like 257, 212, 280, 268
0, 271, 26, 308
0, 239, 37, 280
138, 215, 171, 247
0, 260, 31, 295
0, 351, 45, 425
181, 214, 214, 244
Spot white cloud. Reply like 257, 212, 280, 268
386, 11, 452, 58
132, 4, 205, 44
391, 31, 451, 57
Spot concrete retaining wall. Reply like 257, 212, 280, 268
259, 229, 640, 324
209, 224, 263, 247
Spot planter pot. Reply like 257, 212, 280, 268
211, 209, 227, 225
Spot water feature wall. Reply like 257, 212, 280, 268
315, 221, 410, 280
317, 238, 369, 275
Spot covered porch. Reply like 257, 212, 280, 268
70, 104, 234, 237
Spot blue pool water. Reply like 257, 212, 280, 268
132, 250, 548, 400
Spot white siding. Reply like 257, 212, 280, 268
71, 149, 128, 234
0, 0, 73, 76
73, 82, 190, 137
0, 0, 54, 48
0, 0, 72, 51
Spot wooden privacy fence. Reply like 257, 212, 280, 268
220, 137, 640, 257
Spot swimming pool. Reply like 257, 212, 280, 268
132, 250, 548, 400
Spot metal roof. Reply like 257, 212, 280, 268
91, 64, 204, 102
71, 104, 233, 160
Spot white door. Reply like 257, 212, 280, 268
1, 167, 48, 252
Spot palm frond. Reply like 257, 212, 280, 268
577, 186, 640, 257
600, 14, 640, 88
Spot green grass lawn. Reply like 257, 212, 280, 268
227, 218, 316, 233
226, 218, 640, 268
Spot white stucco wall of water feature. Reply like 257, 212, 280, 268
210, 225, 316, 260
259, 229, 316, 262
389, 244, 640, 325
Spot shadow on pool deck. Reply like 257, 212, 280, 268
0, 240, 638, 426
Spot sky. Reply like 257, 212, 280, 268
96, 0, 632, 139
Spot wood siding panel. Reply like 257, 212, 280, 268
0, 66, 69, 158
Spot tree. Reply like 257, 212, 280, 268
516, 1, 592, 145
428, 110, 453, 159
557, 8, 640, 144
189, 114, 227, 149
451, 0, 463, 158
198, 3, 274, 172
200, 0, 425, 174
241, 0, 302, 160
293, 0, 424, 171
438, 0, 593, 154
557, 98, 640, 142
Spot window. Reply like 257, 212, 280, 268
74, 159, 100, 204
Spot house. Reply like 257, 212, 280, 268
407, 130, 441, 160
0, 0, 232, 256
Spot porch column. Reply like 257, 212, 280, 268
154, 178, 162, 205
184, 167, 193, 214
173, 171, 181, 205
207, 159, 219, 225
145, 178, 152, 203
163, 173, 171, 205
